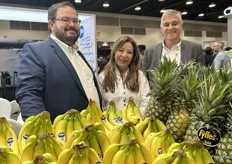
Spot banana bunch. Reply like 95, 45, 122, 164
22, 154, 57, 164
21, 133, 62, 163
103, 139, 155, 164
80, 99, 113, 133
65, 123, 110, 159
0, 147, 20, 164
122, 97, 142, 125
108, 122, 144, 144
53, 109, 88, 146
57, 142, 102, 164
145, 129, 175, 158
166, 140, 215, 164
103, 101, 124, 126
135, 116, 166, 139
18, 111, 53, 154
0, 117, 19, 156
153, 150, 195, 164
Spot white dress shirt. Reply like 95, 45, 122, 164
161, 40, 181, 64
51, 34, 100, 107
98, 68, 150, 116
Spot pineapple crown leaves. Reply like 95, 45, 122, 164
217, 65, 232, 84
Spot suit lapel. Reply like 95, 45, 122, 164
181, 40, 188, 63
48, 38, 87, 98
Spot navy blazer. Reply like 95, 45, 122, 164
16, 37, 102, 121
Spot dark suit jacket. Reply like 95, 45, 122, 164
141, 40, 205, 79
16, 37, 102, 121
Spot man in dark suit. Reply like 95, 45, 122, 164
16, 1, 102, 121
141, 9, 205, 79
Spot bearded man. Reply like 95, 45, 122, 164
16, 1, 102, 122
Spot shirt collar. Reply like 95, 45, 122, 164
162, 39, 182, 50
50, 34, 79, 52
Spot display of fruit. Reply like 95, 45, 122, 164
20, 133, 62, 163
122, 97, 142, 125
18, 111, 53, 154
65, 123, 110, 159
0, 117, 19, 156
108, 122, 144, 144
103, 139, 154, 164
135, 116, 166, 139
80, 99, 113, 133
53, 109, 88, 146
103, 101, 124, 125
145, 128, 175, 158
0, 147, 20, 164
57, 142, 102, 164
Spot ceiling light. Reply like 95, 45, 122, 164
135, 6, 141, 11
158, 0, 165, 1
186, 0, 193, 5
209, 3, 216, 8
75, 0, 82, 3
198, 12, 204, 17
218, 15, 224, 18
160, 9, 166, 13
182, 11, 187, 15
103, 2, 109, 7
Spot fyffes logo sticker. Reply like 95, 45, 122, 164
80, 25, 84, 38
197, 127, 221, 147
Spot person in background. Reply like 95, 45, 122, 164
141, 9, 205, 80
16, 1, 102, 122
204, 46, 214, 66
98, 36, 150, 116
213, 41, 231, 69
138, 44, 146, 68
97, 55, 108, 74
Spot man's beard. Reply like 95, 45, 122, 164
54, 26, 80, 46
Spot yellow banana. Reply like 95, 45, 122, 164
80, 109, 88, 118
108, 124, 124, 144
34, 139, 45, 157
42, 153, 57, 162
134, 144, 146, 164
1, 150, 21, 164
137, 142, 155, 164
201, 145, 215, 164
57, 147, 75, 164
73, 114, 83, 131
46, 135, 63, 160
150, 134, 163, 158
87, 147, 102, 164
30, 118, 43, 135
65, 130, 82, 149
0, 120, 7, 147
20, 135, 38, 162
67, 151, 79, 164
65, 115, 74, 140
120, 128, 129, 144
167, 142, 185, 154
131, 126, 145, 143
79, 149, 89, 164
88, 135, 102, 159
111, 144, 129, 163
194, 147, 205, 164
125, 145, 135, 164
94, 130, 111, 156
135, 117, 149, 136
94, 122, 105, 133
54, 118, 69, 145
154, 119, 166, 131
103, 144, 121, 164
53, 114, 65, 131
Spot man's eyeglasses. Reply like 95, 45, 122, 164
53, 17, 81, 25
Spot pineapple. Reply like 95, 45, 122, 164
184, 74, 232, 154
215, 112, 232, 163
166, 65, 202, 142
144, 57, 181, 123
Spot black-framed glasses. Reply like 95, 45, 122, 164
53, 17, 81, 25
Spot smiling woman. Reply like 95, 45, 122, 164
98, 36, 150, 116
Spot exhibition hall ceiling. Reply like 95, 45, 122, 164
0, 0, 230, 23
